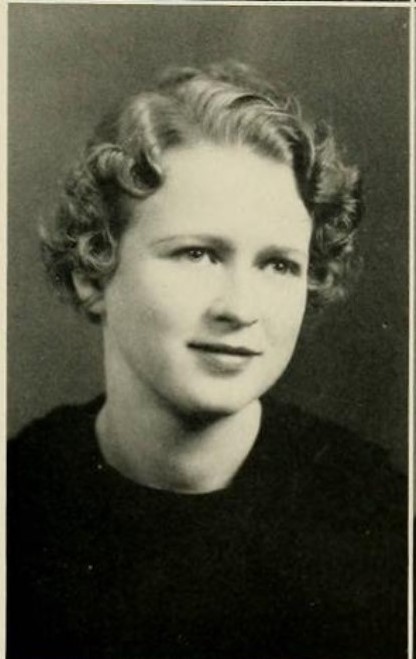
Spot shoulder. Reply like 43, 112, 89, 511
8, 397, 103, 498
260, 395, 407, 522
259, 398, 408, 656
8, 396, 106, 570
8, 397, 103, 450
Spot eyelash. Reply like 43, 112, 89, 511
171, 247, 301, 276
263, 258, 301, 277
173, 247, 219, 264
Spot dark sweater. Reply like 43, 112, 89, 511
7, 396, 407, 659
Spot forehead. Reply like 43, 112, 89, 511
128, 143, 311, 245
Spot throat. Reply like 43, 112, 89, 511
95, 396, 262, 494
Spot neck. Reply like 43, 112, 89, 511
97, 351, 262, 495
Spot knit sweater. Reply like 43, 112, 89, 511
7, 395, 407, 659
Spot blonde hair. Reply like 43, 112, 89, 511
41, 61, 362, 320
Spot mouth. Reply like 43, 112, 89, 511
188, 342, 262, 357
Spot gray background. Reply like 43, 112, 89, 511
8, 5, 409, 470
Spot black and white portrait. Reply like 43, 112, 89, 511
7, 5, 410, 659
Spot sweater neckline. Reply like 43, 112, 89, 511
81, 392, 293, 506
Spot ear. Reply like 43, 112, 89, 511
72, 272, 106, 317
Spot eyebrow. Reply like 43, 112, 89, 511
151, 234, 309, 259
151, 234, 231, 252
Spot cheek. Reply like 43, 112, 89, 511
264, 286, 307, 346
110, 265, 208, 337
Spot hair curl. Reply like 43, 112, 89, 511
41, 61, 362, 320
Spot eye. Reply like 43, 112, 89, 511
264, 258, 301, 277
173, 246, 219, 264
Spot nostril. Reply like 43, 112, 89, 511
211, 310, 258, 329
208, 274, 259, 327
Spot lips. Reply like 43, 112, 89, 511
188, 342, 262, 357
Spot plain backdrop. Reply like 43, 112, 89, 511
8, 5, 409, 470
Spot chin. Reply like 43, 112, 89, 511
170, 388, 264, 420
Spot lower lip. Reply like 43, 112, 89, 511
189, 347, 257, 375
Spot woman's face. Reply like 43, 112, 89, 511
102, 143, 312, 417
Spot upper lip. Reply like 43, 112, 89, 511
188, 341, 262, 357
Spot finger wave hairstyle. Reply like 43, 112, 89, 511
41, 61, 363, 321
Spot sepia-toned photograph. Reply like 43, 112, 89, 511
7, 4, 410, 658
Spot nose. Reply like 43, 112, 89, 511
207, 268, 259, 329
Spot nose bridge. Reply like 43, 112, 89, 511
211, 262, 259, 325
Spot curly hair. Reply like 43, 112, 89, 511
41, 61, 362, 320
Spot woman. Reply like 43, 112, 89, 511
8, 62, 407, 659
